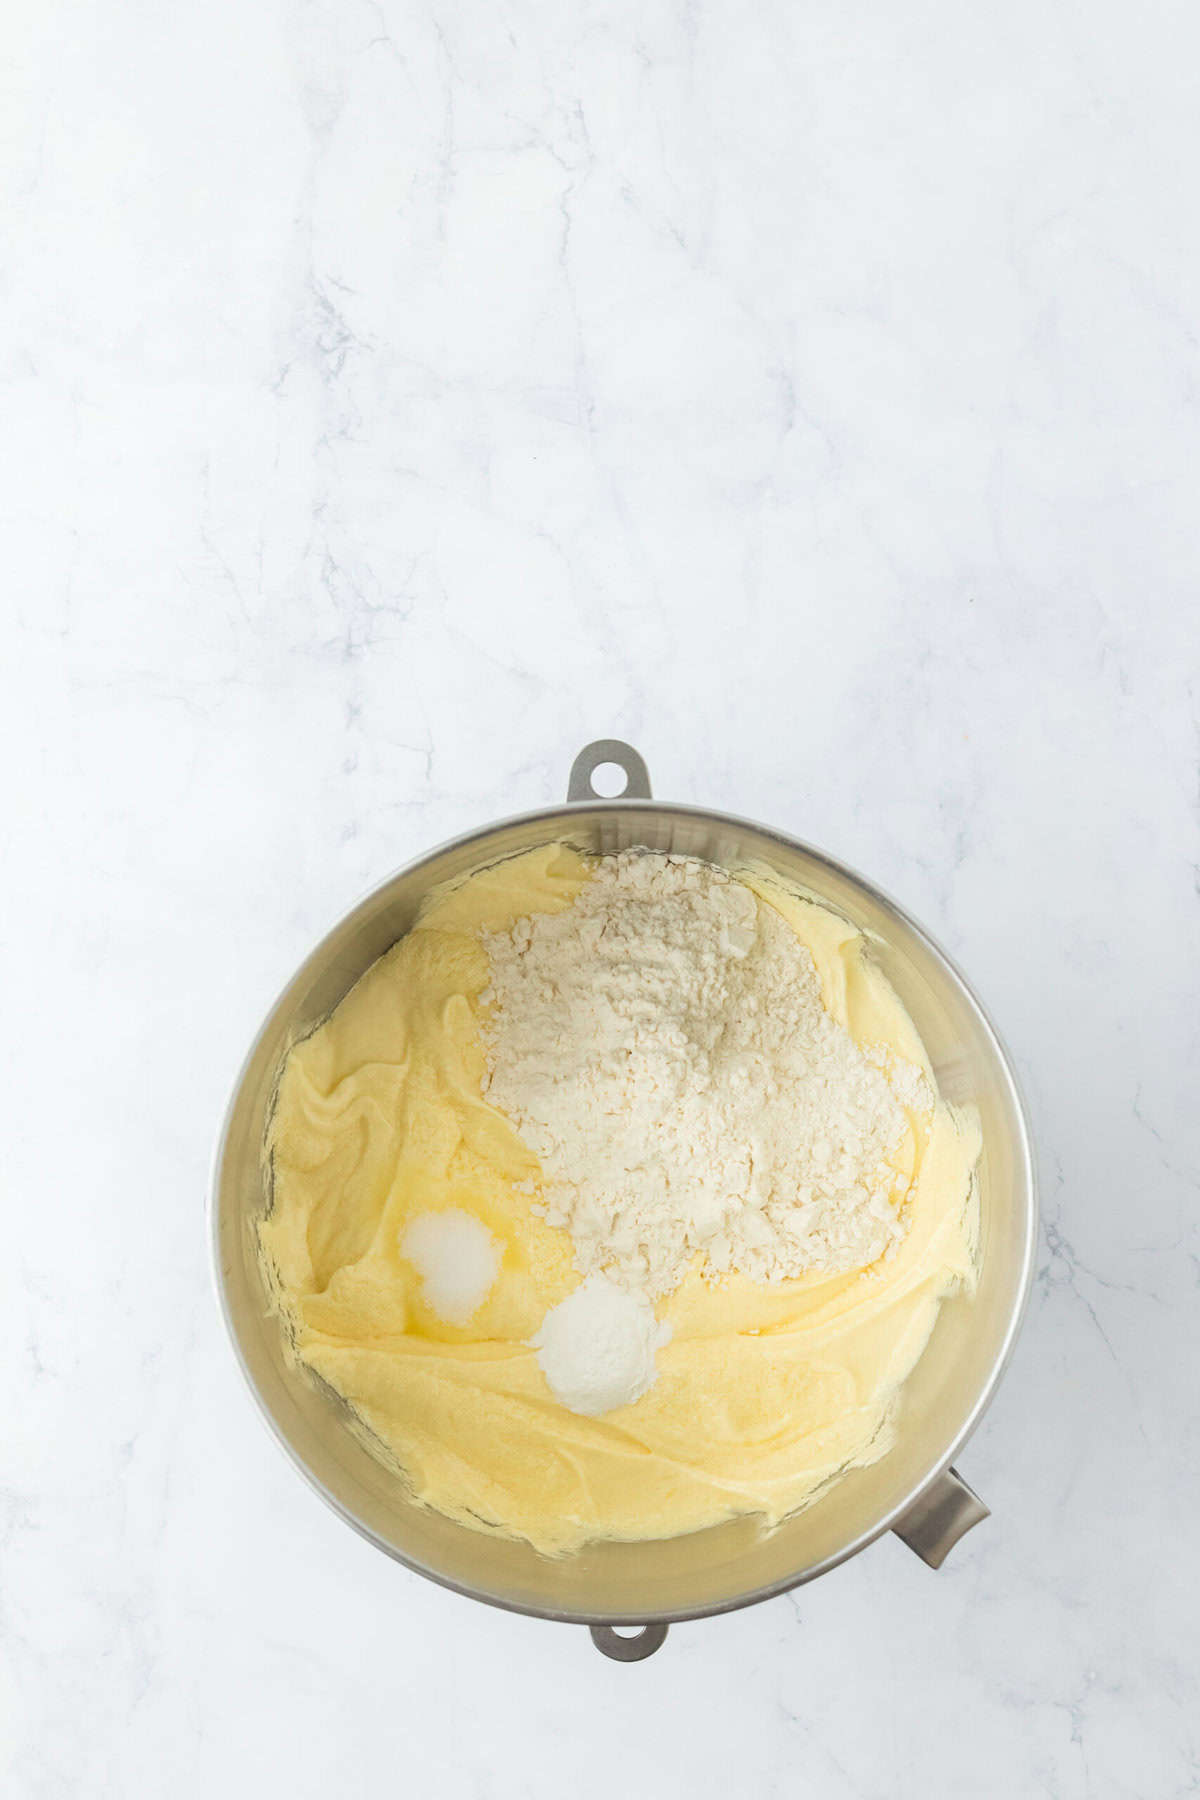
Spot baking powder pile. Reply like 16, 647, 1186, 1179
529, 1274, 671, 1416
480, 850, 930, 1410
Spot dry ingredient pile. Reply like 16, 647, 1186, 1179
261, 841, 979, 1553
481, 852, 927, 1407
483, 852, 925, 1294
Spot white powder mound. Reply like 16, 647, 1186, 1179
481, 851, 930, 1298
401, 1209, 501, 1325
531, 1274, 672, 1415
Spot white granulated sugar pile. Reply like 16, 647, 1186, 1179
481, 851, 930, 1302
401, 1209, 500, 1325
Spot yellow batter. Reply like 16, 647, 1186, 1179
261, 845, 978, 1555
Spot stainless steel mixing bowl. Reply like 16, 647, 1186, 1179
212, 740, 1036, 1661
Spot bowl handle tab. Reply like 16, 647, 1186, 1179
588, 1622, 669, 1661
567, 740, 653, 803
893, 1466, 989, 1569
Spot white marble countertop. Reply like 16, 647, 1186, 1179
5, 0, 1199, 1792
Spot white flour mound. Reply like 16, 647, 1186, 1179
481, 851, 928, 1299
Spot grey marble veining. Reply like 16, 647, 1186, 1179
4, 0, 1199, 1793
